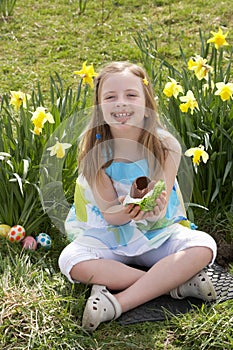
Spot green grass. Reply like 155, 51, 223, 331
1, 0, 233, 349
1, 235, 233, 349
1, 0, 233, 95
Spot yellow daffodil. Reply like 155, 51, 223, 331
10, 91, 31, 111
47, 140, 72, 159
188, 55, 213, 80
74, 61, 98, 88
179, 90, 199, 114
215, 82, 233, 101
163, 78, 183, 98
207, 28, 229, 50
185, 145, 209, 167
31, 107, 55, 135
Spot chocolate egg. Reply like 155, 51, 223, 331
130, 176, 151, 198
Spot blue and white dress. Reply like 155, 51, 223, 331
65, 158, 187, 257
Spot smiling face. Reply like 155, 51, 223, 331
100, 71, 146, 133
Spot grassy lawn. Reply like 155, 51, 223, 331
1, 0, 233, 94
1, 0, 233, 349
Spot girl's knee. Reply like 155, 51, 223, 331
187, 245, 216, 267
70, 260, 86, 276
70, 260, 98, 284
199, 246, 215, 264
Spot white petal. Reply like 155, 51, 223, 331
202, 151, 209, 163
184, 148, 195, 157
62, 143, 72, 149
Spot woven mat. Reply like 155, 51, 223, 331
118, 263, 233, 325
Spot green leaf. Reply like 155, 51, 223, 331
223, 161, 232, 184
10, 173, 24, 196
211, 179, 221, 203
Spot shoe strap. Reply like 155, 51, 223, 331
170, 287, 184, 299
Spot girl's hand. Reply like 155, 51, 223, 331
119, 191, 167, 222
143, 190, 167, 221
118, 196, 144, 221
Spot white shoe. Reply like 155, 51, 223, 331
170, 270, 216, 301
82, 285, 122, 332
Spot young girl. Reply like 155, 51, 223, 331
59, 61, 217, 332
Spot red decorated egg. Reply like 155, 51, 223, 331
8, 225, 26, 242
21, 236, 37, 250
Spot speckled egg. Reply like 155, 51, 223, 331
0, 224, 11, 238
35, 233, 52, 250
8, 225, 26, 242
21, 236, 37, 250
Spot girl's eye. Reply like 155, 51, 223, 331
127, 93, 137, 97
105, 95, 115, 100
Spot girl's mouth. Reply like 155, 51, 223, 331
111, 112, 133, 124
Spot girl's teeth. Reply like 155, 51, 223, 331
115, 113, 130, 118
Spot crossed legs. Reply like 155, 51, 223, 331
70, 246, 213, 313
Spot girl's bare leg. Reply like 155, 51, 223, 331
115, 246, 213, 312
71, 246, 213, 312
70, 259, 146, 290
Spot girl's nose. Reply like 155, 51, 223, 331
115, 101, 127, 107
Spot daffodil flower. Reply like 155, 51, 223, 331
188, 55, 213, 80
185, 145, 209, 171
74, 61, 98, 88
31, 107, 55, 135
215, 82, 233, 101
163, 78, 183, 98
47, 140, 72, 159
179, 90, 199, 115
203, 80, 215, 95
10, 91, 31, 111
207, 28, 229, 50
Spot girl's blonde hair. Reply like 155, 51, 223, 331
78, 61, 168, 185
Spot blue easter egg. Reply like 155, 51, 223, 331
36, 233, 52, 250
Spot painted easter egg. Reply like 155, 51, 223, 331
35, 233, 52, 250
21, 236, 37, 250
0, 224, 11, 238
8, 225, 26, 242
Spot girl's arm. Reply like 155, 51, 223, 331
92, 134, 182, 226
92, 170, 132, 225
121, 134, 182, 223
143, 135, 182, 222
